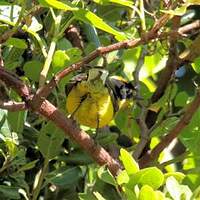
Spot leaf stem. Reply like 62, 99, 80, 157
32, 158, 49, 200
39, 11, 63, 87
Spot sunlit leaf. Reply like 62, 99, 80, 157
38, 0, 78, 11
73, 9, 127, 41
120, 148, 139, 175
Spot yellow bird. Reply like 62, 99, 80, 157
66, 68, 134, 129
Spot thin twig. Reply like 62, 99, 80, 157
0, 101, 26, 111
132, 46, 149, 160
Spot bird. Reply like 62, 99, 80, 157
66, 68, 135, 129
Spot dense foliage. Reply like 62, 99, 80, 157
1, 0, 200, 199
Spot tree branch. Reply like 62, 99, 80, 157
139, 89, 200, 168
0, 67, 121, 176
0, 101, 26, 111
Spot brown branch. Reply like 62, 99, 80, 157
0, 67, 30, 99
0, 101, 26, 111
0, 67, 121, 176
139, 89, 200, 168
37, 100, 121, 175
34, 15, 171, 102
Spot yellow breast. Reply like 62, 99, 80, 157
66, 82, 114, 128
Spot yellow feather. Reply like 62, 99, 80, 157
66, 81, 114, 128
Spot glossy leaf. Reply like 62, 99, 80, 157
38, 0, 78, 11
120, 148, 139, 175
98, 166, 117, 186
73, 9, 127, 41
128, 167, 164, 190
138, 185, 157, 200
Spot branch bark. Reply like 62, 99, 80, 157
0, 67, 121, 176
139, 89, 200, 167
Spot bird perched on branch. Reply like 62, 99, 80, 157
66, 68, 134, 129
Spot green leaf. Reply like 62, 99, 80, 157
192, 185, 200, 199
37, 122, 65, 160
174, 91, 189, 107
38, 0, 78, 11
138, 185, 157, 200
93, 0, 133, 8
73, 9, 127, 41
123, 186, 137, 200
116, 170, 129, 185
0, 109, 12, 138
46, 167, 82, 187
179, 108, 200, 155
57, 38, 72, 50
23, 60, 43, 82
151, 117, 178, 137
164, 172, 185, 183
192, 57, 200, 74
65, 48, 82, 64
119, 148, 139, 175
7, 111, 26, 134
5, 137, 18, 158
62, 150, 93, 165
17, 160, 39, 173
0, 185, 21, 199
128, 167, 164, 190
98, 166, 117, 186
52, 50, 70, 70
5, 37, 27, 49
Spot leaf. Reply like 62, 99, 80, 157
128, 167, 164, 190
179, 108, 200, 155
5, 37, 27, 49
23, 60, 43, 82
17, 160, 39, 173
73, 9, 127, 41
151, 117, 178, 137
37, 122, 65, 160
38, 0, 78, 11
0, 109, 12, 138
138, 185, 157, 200
97, 166, 117, 186
119, 148, 139, 175
5, 137, 18, 158
56, 38, 72, 50
93, 0, 133, 8
192, 57, 200, 74
174, 92, 189, 107
7, 111, 27, 134
46, 167, 82, 187
52, 50, 70, 70
123, 186, 137, 200
116, 170, 129, 185
63, 150, 93, 165
164, 172, 185, 183
0, 185, 21, 199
